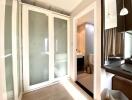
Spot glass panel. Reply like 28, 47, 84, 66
29, 11, 49, 85
4, 0, 14, 100
124, 32, 132, 58
16, 2, 21, 96
54, 18, 68, 78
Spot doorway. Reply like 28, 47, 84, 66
76, 10, 94, 97
72, 2, 97, 98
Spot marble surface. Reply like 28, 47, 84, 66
104, 61, 132, 80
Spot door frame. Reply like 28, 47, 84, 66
0, 0, 22, 100
72, 1, 97, 81
22, 3, 70, 93
12, 1, 23, 100
0, 0, 7, 100
72, 1, 101, 99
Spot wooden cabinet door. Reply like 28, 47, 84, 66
116, 0, 125, 32
125, 0, 132, 31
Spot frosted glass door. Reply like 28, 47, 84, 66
29, 11, 49, 85
23, 5, 69, 92
54, 18, 68, 78
22, 5, 50, 91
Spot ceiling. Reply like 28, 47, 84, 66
22, 0, 82, 13
77, 10, 94, 26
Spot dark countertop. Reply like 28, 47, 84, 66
103, 61, 132, 80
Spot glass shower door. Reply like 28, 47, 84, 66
29, 11, 49, 85
22, 5, 70, 92
54, 17, 68, 78
22, 5, 50, 91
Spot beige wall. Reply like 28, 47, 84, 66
77, 24, 85, 54
71, 0, 96, 17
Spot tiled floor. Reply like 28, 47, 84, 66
22, 80, 92, 100
77, 73, 93, 93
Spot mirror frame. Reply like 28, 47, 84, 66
101, 0, 105, 67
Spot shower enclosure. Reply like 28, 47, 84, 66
22, 4, 70, 92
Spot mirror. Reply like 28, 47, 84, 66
124, 31, 132, 59
102, 0, 132, 65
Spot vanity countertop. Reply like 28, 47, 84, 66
103, 61, 132, 80
77, 53, 84, 58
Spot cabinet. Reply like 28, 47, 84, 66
104, 0, 132, 31
105, 0, 117, 29
116, 0, 125, 32
112, 75, 132, 99
125, 0, 132, 31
